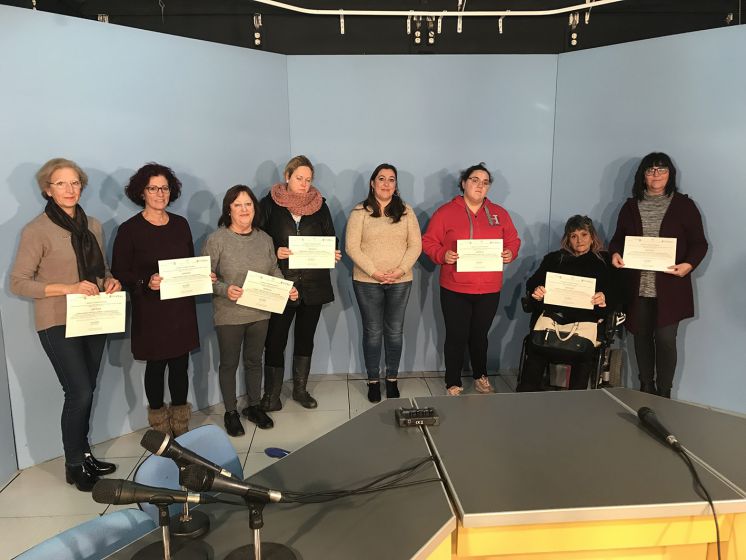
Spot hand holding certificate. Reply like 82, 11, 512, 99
66, 292, 126, 338
544, 272, 596, 310
622, 236, 677, 272
237, 271, 294, 314
158, 256, 213, 300
288, 236, 336, 269
456, 239, 503, 272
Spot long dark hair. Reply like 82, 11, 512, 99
361, 163, 406, 223
218, 185, 262, 230
632, 152, 678, 200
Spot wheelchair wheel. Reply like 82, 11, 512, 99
608, 349, 623, 387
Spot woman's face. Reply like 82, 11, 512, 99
142, 175, 171, 211
461, 170, 491, 205
644, 166, 670, 195
569, 228, 592, 255
44, 167, 82, 216
229, 191, 254, 231
286, 165, 313, 194
371, 168, 397, 203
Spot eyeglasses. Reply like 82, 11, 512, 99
48, 180, 82, 190
467, 176, 491, 187
644, 167, 669, 177
145, 186, 171, 194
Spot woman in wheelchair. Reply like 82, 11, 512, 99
517, 215, 617, 392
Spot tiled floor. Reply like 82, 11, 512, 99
0, 372, 516, 559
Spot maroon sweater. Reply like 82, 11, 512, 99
609, 193, 707, 333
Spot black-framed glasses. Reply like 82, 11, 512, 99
644, 167, 669, 177
145, 186, 171, 194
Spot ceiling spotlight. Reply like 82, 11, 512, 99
97, 14, 109, 23
253, 14, 263, 47
725, 13, 734, 25
568, 12, 579, 30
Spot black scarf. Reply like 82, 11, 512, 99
44, 200, 106, 283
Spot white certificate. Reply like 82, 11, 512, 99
544, 272, 596, 310
623, 236, 677, 272
237, 271, 294, 314
65, 292, 126, 338
456, 239, 503, 272
158, 256, 213, 300
288, 236, 336, 269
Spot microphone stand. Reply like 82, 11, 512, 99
224, 499, 298, 560
170, 467, 210, 538
132, 503, 211, 560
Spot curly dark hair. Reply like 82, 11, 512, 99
361, 163, 407, 223
218, 185, 262, 230
124, 163, 182, 208
632, 152, 678, 200
458, 162, 492, 192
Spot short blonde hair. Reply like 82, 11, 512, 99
284, 155, 314, 181
36, 158, 88, 199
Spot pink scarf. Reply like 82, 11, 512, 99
270, 183, 323, 216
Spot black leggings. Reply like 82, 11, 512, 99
633, 297, 679, 395
264, 301, 323, 367
144, 353, 189, 409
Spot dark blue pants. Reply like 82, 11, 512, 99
38, 326, 106, 465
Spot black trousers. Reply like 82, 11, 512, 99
633, 297, 679, 396
439, 287, 501, 388
264, 301, 323, 368
516, 342, 594, 392
144, 353, 189, 409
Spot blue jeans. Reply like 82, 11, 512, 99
353, 281, 412, 380
38, 325, 106, 465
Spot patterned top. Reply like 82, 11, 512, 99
638, 192, 672, 297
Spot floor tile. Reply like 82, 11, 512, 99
0, 514, 97, 559
270, 380, 349, 413
347, 370, 424, 380
495, 374, 517, 392
90, 427, 150, 459
243, 452, 281, 479
349, 378, 431, 417
307, 373, 349, 382
248, 410, 349, 454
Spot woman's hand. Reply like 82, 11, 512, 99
71, 280, 100, 296
226, 285, 243, 301
148, 273, 163, 290
289, 287, 299, 301
103, 277, 121, 294
611, 253, 625, 268
592, 291, 607, 308
383, 268, 405, 283
210, 272, 217, 283
501, 249, 514, 263
666, 262, 693, 277
531, 286, 546, 301
334, 250, 342, 262
372, 271, 389, 283
277, 247, 292, 260
444, 250, 458, 265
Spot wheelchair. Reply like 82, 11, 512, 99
516, 296, 626, 391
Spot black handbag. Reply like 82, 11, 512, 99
531, 312, 597, 355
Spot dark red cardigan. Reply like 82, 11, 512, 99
608, 193, 708, 333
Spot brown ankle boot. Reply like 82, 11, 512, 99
147, 406, 172, 436
170, 403, 192, 437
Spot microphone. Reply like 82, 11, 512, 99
637, 407, 682, 450
181, 465, 283, 504
140, 429, 237, 479
92, 479, 219, 506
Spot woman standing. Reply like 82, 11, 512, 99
345, 164, 421, 402
11, 158, 121, 491
259, 155, 341, 411
112, 163, 199, 436
202, 185, 298, 436
609, 152, 707, 398
422, 163, 521, 396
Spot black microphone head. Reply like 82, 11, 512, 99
637, 406, 654, 420
182, 464, 214, 492
92, 479, 123, 504
140, 429, 170, 454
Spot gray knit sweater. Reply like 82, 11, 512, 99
202, 227, 283, 326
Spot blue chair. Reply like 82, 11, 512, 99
15, 508, 155, 560
133, 424, 243, 521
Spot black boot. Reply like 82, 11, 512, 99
385, 380, 400, 399
640, 381, 657, 394
65, 462, 99, 492
224, 410, 245, 437
242, 405, 274, 429
292, 356, 317, 409
657, 387, 672, 399
367, 382, 381, 403
259, 366, 284, 412
83, 452, 116, 476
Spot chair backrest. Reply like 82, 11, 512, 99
14, 509, 155, 560
133, 424, 243, 521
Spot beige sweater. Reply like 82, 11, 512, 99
345, 203, 422, 283
10, 213, 110, 331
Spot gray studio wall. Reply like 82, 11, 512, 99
0, 314, 18, 484
0, 5, 291, 468
551, 26, 746, 413
285, 54, 558, 378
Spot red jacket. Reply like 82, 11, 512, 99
423, 196, 521, 294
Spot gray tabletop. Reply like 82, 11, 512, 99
107, 398, 455, 560
415, 390, 746, 527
